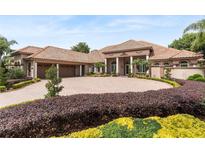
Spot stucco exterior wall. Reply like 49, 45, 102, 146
151, 67, 164, 78
151, 66, 205, 79
171, 68, 205, 79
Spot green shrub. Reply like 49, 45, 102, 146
12, 80, 34, 89
187, 74, 205, 82
65, 114, 205, 138
187, 74, 203, 80
86, 72, 95, 76
0, 86, 6, 92
194, 77, 205, 82
187, 76, 195, 80
134, 76, 180, 88
0, 67, 8, 86
34, 78, 41, 82
164, 68, 171, 79
7, 68, 25, 79
45, 65, 64, 98
12, 78, 41, 89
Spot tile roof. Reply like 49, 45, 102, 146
14, 46, 43, 55
18, 40, 202, 64
27, 46, 104, 63
100, 39, 202, 60
100, 39, 152, 53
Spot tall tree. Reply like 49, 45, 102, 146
71, 42, 90, 53
184, 19, 205, 58
168, 33, 197, 51
0, 35, 17, 64
184, 19, 205, 34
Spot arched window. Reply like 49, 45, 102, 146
154, 63, 160, 66
180, 61, 188, 68
164, 63, 170, 67
111, 61, 116, 73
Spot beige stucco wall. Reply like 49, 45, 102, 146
171, 68, 205, 79
151, 67, 164, 78
151, 66, 205, 79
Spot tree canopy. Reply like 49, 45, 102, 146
169, 19, 205, 58
71, 42, 90, 53
168, 33, 197, 51
0, 35, 17, 63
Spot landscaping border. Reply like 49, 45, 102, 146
0, 79, 204, 137
0, 78, 41, 93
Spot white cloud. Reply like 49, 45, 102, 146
107, 16, 180, 29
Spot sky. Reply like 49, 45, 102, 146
0, 15, 204, 50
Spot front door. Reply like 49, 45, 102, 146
125, 64, 130, 75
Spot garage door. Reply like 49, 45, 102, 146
59, 64, 75, 77
37, 63, 52, 79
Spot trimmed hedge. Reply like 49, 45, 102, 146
12, 78, 41, 89
134, 76, 181, 88
0, 79, 205, 137
187, 74, 205, 82
0, 86, 6, 92
65, 114, 205, 138
87, 73, 113, 77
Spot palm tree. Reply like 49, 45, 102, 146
184, 19, 205, 58
184, 19, 205, 34
94, 62, 105, 73
132, 58, 149, 74
0, 35, 17, 64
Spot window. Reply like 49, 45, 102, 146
154, 63, 160, 66
180, 61, 188, 68
137, 64, 146, 72
164, 63, 170, 67
111, 61, 116, 73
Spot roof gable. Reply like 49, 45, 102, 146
100, 40, 152, 53
28, 46, 104, 63
17, 46, 42, 54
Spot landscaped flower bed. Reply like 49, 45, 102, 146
0, 79, 204, 137
12, 78, 41, 89
64, 114, 205, 138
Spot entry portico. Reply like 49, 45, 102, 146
102, 44, 152, 75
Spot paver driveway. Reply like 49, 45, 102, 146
0, 77, 172, 107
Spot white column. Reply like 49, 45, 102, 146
34, 61, 37, 78
56, 64, 59, 78
116, 57, 119, 74
94, 66, 97, 73
130, 56, 133, 74
88, 67, 92, 73
104, 58, 107, 73
146, 55, 149, 60
80, 65, 82, 76
100, 67, 103, 73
